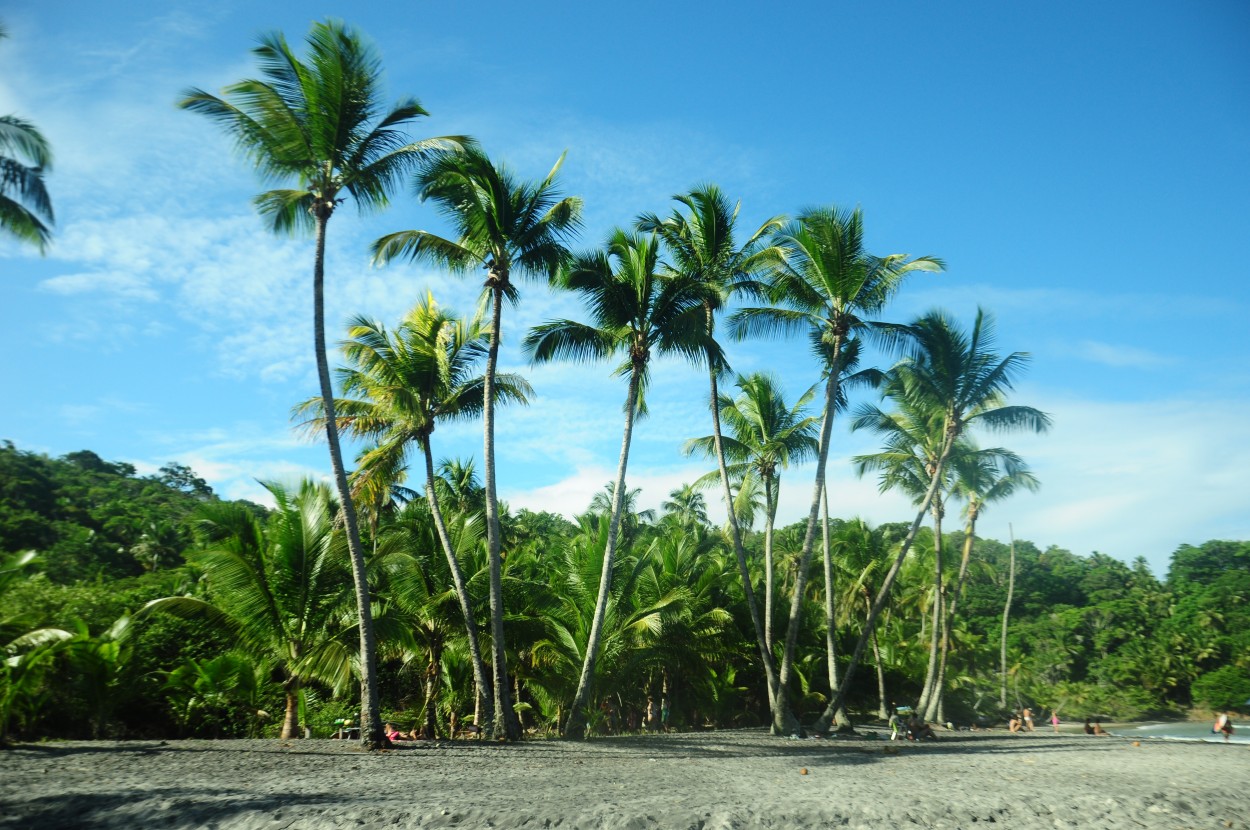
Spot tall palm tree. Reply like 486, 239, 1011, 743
524, 230, 714, 739
373, 147, 581, 740
291, 294, 532, 735
930, 447, 1038, 721
638, 185, 785, 705
851, 377, 957, 720
179, 19, 463, 748
819, 307, 1051, 726
685, 372, 819, 654
660, 484, 709, 530
142, 481, 357, 739
731, 206, 943, 734
0, 24, 54, 252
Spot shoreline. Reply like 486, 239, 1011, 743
2, 728, 1247, 829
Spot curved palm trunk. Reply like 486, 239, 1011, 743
483, 283, 520, 740
919, 506, 945, 721
820, 425, 956, 725
705, 319, 778, 711
1000, 524, 1016, 708
819, 483, 851, 730
775, 350, 841, 736
312, 210, 383, 750
422, 441, 495, 728
564, 370, 641, 740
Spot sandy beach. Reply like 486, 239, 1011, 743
1, 728, 1246, 829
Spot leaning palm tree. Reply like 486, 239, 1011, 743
817, 307, 1051, 728
0, 24, 54, 252
685, 372, 819, 654
731, 206, 943, 734
292, 294, 532, 736
179, 19, 463, 748
524, 229, 715, 739
638, 185, 785, 704
373, 147, 581, 740
141, 481, 357, 740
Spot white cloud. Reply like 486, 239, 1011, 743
1069, 340, 1176, 369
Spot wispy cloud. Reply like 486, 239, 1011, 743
1068, 340, 1177, 369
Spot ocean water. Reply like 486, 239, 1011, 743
1121, 721, 1249, 745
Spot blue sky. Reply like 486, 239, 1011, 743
1, 0, 1247, 575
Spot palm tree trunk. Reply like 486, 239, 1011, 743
704, 319, 778, 711
871, 623, 888, 719
931, 512, 979, 726
1000, 524, 1016, 708
820, 424, 956, 725
423, 441, 495, 729
775, 344, 842, 736
819, 482, 850, 730
919, 507, 945, 721
312, 210, 383, 750
564, 369, 641, 740
763, 470, 776, 655
483, 283, 519, 740
281, 677, 300, 740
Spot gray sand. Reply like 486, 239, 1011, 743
1, 729, 1246, 828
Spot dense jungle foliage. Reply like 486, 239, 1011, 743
2, 441, 1246, 742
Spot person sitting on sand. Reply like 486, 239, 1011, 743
906, 714, 937, 741
1213, 711, 1235, 742
1083, 718, 1094, 735
1092, 719, 1110, 736
384, 723, 405, 742
1009, 713, 1022, 733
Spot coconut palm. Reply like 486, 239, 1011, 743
851, 377, 958, 720
0, 24, 54, 253
660, 484, 709, 530
524, 229, 714, 739
179, 19, 463, 748
142, 480, 357, 740
373, 147, 581, 740
638, 185, 786, 705
731, 206, 943, 734
922, 446, 1039, 721
685, 372, 819, 654
819, 307, 1051, 726
291, 294, 531, 735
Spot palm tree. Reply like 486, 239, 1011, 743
819, 307, 1051, 726
731, 206, 943, 734
291, 294, 532, 736
373, 147, 581, 740
685, 372, 819, 655
851, 376, 958, 720
524, 229, 714, 739
660, 484, 709, 530
142, 481, 357, 739
179, 20, 463, 748
927, 446, 1038, 721
0, 24, 54, 252
638, 185, 785, 706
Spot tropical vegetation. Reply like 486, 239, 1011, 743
3, 17, 1246, 748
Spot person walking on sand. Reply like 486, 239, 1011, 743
1213, 711, 1234, 742
1049, 709, 1060, 733
1022, 707, 1035, 731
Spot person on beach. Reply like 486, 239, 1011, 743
1087, 719, 1109, 736
1009, 713, 1022, 733
888, 708, 902, 740
1049, 710, 1060, 733
907, 713, 937, 741
1213, 712, 1234, 741
1022, 707, 1035, 731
